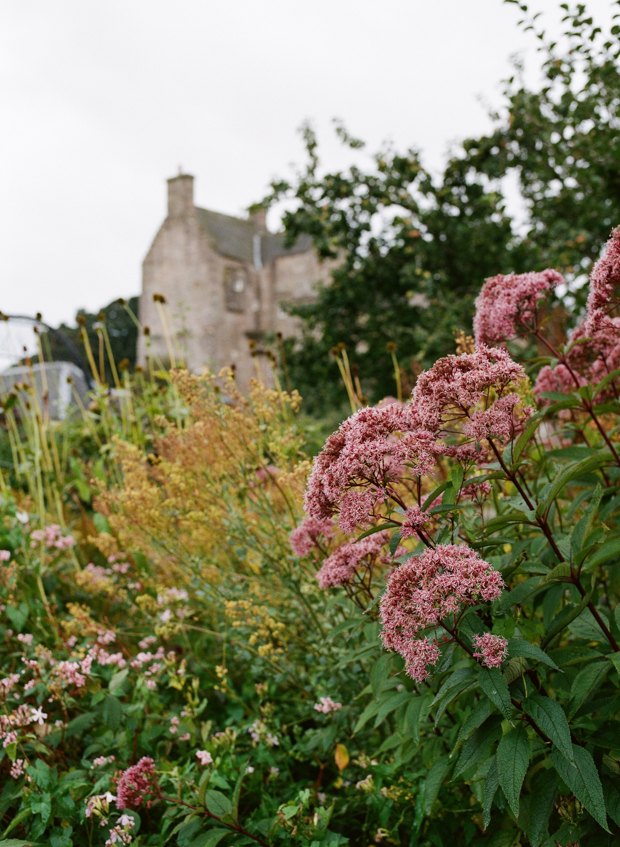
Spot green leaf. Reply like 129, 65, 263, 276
190, 830, 230, 847
483, 757, 499, 830
541, 453, 612, 514
453, 699, 491, 753
551, 745, 609, 832
603, 776, 620, 828
204, 790, 232, 819
422, 755, 452, 815
353, 698, 382, 734
508, 412, 544, 465
569, 660, 610, 717
421, 480, 450, 511
30, 793, 52, 827
356, 522, 400, 541
542, 590, 592, 648
522, 695, 573, 764
497, 723, 531, 817
370, 654, 393, 697
526, 769, 557, 847
404, 694, 433, 743
109, 667, 129, 695
454, 715, 503, 778
373, 689, 411, 728
389, 531, 402, 556
507, 638, 559, 669
497, 577, 543, 612
0, 841, 38, 847
102, 693, 123, 731
478, 667, 512, 721
570, 483, 602, 559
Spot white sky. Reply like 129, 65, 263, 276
0, 0, 616, 334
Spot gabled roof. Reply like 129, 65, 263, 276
195, 207, 313, 265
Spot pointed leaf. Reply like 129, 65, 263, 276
497, 723, 531, 817
454, 715, 502, 778
551, 745, 609, 832
570, 484, 602, 559
483, 757, 499, 830
603, 776, 620, 828
453, 699, 491, 754
569, 660, 610, 717
527, 769, 557, 847
334, 744, 349, 773
422, 755, 452, 815
507, 638, 559, 670
522, 695, 573, 764
478, 667, 512, 721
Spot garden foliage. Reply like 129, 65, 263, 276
2, 225, 620, 845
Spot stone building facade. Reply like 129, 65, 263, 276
138, 173, 329, 389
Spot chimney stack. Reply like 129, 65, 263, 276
167, 173, 194, 217
250, 208, 268, 232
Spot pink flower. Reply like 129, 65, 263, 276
474, 269, 563, 346
116, 757, 158, 810
399, 506, 430, 541
85, 791, 116, 819
196, 750, 213, 766
472, 633, 508, 668
289, 516, 336, 557
0, 674, 20, 700
380, 544, 504, 681
17, 633, 33, 647
9, 758, 24, 778
316, 531, 389, 590
586, 225, 620, 329
30, 706, 48, 725
0, 550, 10, 561
314, 696, 342, 714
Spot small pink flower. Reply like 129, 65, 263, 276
196, 750, 213, 766
116, 757, 158, 810
30, 706, 48, 725
472, 633, 508, 668
17, 633, 33, 647
10, 758, 24, 778
0, 550, 10, 561
314, 696, 342, 714
179, 732, 190, 741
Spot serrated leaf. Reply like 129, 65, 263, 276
373, 689, 411, 728
527, 768, 557, 847
551, 745, 609, 832
542, 591, 592, 648
522, 695, 573, 764
190, 830, 229, 847
538, 563, 572, 586
453, 699, 491, 754
570, 484, 602, 559
507, 638, 559, 669
497, 576, 543, 611
497, 723, 530, 817
370, 653, 393, 697
353, 698, 381, 734
569, 660, 610, 717
454, 715, 502, 778
478, 667, 512, 721
603, 776, 620, 827
204, 790, 232, 819
422, 755, 452, 815
405, 694, 433, 743
483, 756, 499, 830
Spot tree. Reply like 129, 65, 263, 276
262, 125, 531, 412
42, 296, 139, 384
264, 1, 620, 412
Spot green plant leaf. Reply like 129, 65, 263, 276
370, 653, 393, 697
496, 723, 531, 817
453, 699, 491, 753
569, 660, 610, 717
522, 694, 573, 764
454, 715, 503, 778
483, 756, 499, 830
570, 483, 602, 559
542, 591, 592, 648
507, 638, 559, 669
478, 667, 512, 721
0, 841, 38, 847
405, 694, 433, 743
204, 790, 232, 819
102, 693, 123, 731
191, 830, 230, 847
373, 689, 411, 728
603, 776, 620, 828
551, 745, 609, 832
526, 768, 557, 847
422, 755, 452, 815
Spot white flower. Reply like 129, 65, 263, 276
30, 706, 48, 725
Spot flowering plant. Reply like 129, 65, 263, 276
292, 229, 620, 846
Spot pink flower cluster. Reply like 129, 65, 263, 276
474, 269, 563, 346
316, 531, 389, 589
585, 225, 620, 332
289, 515, 336, 557
0, 550, 10, 561
30, 524, 75, 550
305, 403, 441, 532
305, 346, 526, 537
196, 749, 213, 766
472, 633, 508, 668
380, 545, 504, 682
314, 696, 342, 713
116, 757, 158, 810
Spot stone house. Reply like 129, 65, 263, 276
138, 173, 331, 389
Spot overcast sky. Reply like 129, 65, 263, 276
0, 0, 616, 345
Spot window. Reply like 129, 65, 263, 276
224, 267, 246, 312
